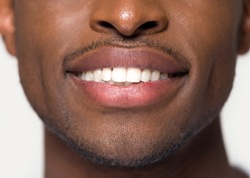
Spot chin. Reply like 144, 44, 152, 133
65, 137, 186, 168
47, 122, 191, 168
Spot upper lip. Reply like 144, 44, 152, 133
64, 46, 190, 75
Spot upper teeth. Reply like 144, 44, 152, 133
79, 67, 169, 84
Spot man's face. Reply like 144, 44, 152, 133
11, 0, 244, 167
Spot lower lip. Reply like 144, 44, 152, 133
69, 75, 187, 108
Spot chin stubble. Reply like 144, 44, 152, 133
43, 114, 193, 168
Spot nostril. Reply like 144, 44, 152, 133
92, 12, 168, 37
97, 21, 161, 33
98, 21, 114, 29
139, 21, 158, 30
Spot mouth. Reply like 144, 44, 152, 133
65, 47, 189, 108
73, 67, 186, 86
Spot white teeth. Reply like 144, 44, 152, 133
93, 69, 102, 82
151, 70, 160, 81
80, 68, 169, 84
141, 69, 151, 82
112, 68, 127, 82
86, 71, 94, 81
127, 68, 141, 83
102, 68, 112, 81
81, 72, 86, 80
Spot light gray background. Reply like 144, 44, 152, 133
0, 40, 249, 178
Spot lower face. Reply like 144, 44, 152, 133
14, 0, 241, 167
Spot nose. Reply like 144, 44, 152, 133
90, 1, 168, 37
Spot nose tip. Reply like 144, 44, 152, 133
90, 2, 168, 37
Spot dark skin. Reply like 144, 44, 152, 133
1, 0, 250, 177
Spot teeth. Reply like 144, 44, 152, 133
160, 73, 168, 80
125, 82, 133, 86
102, 68, 112, 81
93, 69, 102, 82
81, 72, 86, 80
79, 68, 169, 84
112, 68, 127, 82
127, 68, 141, 83
151, 70, 160, 81
141, 69, 151, 82
86, 71, 94, 81
107, 80, 115, 85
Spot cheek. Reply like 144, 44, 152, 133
194, 16, 238, 115
15, 1, 93, 104
159, 1, 240, 128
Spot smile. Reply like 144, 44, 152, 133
76, 67, 187, 86
65, 47, 189, 108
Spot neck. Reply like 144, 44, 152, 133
44, 118, 238, 178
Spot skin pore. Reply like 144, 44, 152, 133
1, 0, 250, 177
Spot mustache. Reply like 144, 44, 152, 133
62, 38, 190, 67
